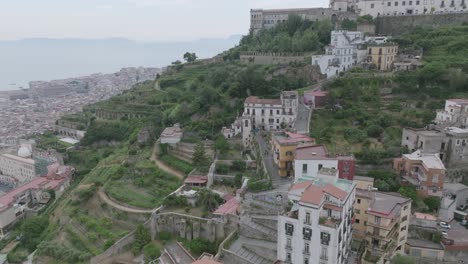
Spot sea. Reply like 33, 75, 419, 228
0, 36, 241, 91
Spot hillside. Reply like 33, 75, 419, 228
8, 21, 468, 263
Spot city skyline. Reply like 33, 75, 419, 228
0, 0, 328, 42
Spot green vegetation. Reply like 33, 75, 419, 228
366, 170, 399, 192
133, 225, 151, 254
35, 132, 73, 153
143, 243, 161, 262
391, 254, 416, 264
183, 52, 198, 63
192, 142, 210, 168
159, 154, 193, 174
197, 189, 223, 212
181, 237, 218, 256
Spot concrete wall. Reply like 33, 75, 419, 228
240, 52, 306, 65
376, 13, 468, 36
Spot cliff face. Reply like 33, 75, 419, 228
28, 67, 161, 98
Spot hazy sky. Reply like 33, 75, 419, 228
0, 0, 328, 42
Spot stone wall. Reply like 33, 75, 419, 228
240, 52, 306, 65
375, 13, 468, 36
446, 168, 468, 183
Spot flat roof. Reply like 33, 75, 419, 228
406, 238, 444, 250
359, 190, 411, 218
444, 183, 468, 193
59, 137, 79, 145
0, 153, 35, 165
244, 96, 281, 105
272, 132, 314, 145
354, 176, 375, 183
295, 145, 354, 161
403, 150, 445, 170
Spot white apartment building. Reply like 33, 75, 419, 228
243, 91, 299, 131
312, 31, 365, 79
278, 173, 356, 264
435, 99, 468, 128
0, 154, 36, 185
354, 0, 468, 17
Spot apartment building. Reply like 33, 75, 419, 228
312, 31, 365, 79
294, 144, 356, 181
0, 163, 74, 237
435, 99, 468, 128
277, 172, 356, 264
401, 126, 468, 168
367, 43, 398, 71
393, 150, 445, 197
353, 189, 411, 264
271, 132, 315, 177
243, 91, 299, 131
350, 0, 468, 17
0, 154, 36, 185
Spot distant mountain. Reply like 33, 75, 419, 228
0, 35, 242, 90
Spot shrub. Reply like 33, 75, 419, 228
143, 243, 161, 262
163, 194, 188, 207
216, 164, 229, 174
158, 231, 172, 241
231, 160, 246, 172
159, 155, 193, 174
184, 237, 217, 255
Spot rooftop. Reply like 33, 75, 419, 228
272, 132, 314, 145
445, 127, 468, 134
291, 177, 354, 206
448, 98, 468, 105
406, 238, 444, 250
304, 90, 329, 97
354, 176, 375, 183
213, 197, 239, 215
368, 42, 398, 47
403, 150, 445, 170
1, 153, 35, 165
244, 96, 281, 105
295, 144, 354, 161
184, 175, 208, 185
161, 124, 183, 138
444, 183, 468, 194
361, 190, 410, 218
414, 212, 438, 221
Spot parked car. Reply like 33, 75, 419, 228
441, 230, 448, 237
439, 221, 451, 229
462, 220, 467, 226
458, 204, 467, 211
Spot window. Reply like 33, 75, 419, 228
277, 110, 280, 115
432, 175, 438, 183
402, 216, 408, 222
305, 212, 311, 225
303, 228, 312, 241
304, 258, 309, 264
357, 199, 361, 204
457, 139, 461, 145
320, 247, 328, 260
404, 205, 408, 211
245, 120, 249, 127
285, 223, 294, 236
356, 219, 360, 224
395, 1, 399, 5
321, 232, 330, 245
409, 0, 413, 4
304, 243, 310, 254
247, 109, 250, 115
388, 1, 392, 6
287, 253, 292, 262
261, 109, 265, 115
416, 0, 420, 4
302, 164, 308, 174
401, 226, 407, 231
318, 164, 323, 171
276, 119, 279, 124
403, 1, 406, 5
375, 216, 381, 225
371, 3, 375, 8
355, 209, 360, 214
270, 109, 273, 115
286, 238, 292, 249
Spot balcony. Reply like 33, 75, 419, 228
285, 244, 292, 250
319, 216, 341, 229
320, 255, 328, 261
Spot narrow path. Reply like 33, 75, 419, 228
151, 143, 185, 180
97, 188, 154, 214
255, 133, 290, 188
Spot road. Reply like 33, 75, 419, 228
255, 132, 291, 188
294, 100, 312, 134
151, 143, 185, 180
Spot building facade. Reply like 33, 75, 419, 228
312, 31, 365, 79
367, 43, 399, 71
353, 0, 468, 17
435, 99, 468, 128
160, 124, 183, 144
271, 132, 315, 177
0, 154, 36, 185
353, 189, 411, 263
277, 173, 356, 264
250, 8, 356, 33
294, 145, 356, 181
243, 91, 299, 131
393, 150, 446, 197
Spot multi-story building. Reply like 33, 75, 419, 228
353, 189, 411, 263
0, 154, 36, 185
271, 132, 315, 177
350, 0, 468, 17
367, 43, 399, 71
0, 163, 74, 237
294, 144, 356, 181
243, 91, 299, 131
435, 99, 468, 128
312, 31, 365, 79
393, 150, 445, 197
401, 126, 468, 168
250, 8, 356, 33
277, 172, 356, 264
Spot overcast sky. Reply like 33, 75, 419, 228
0, 0, 328, 42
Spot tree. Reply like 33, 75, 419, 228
192, 142, 209, 167
215, 136, 230, 155
391, 254, 416, 264
398, 186, 417, 201
20, 216, 49, 251
234, 173, 243, 188
183, 52, 198, 63
197, 189, 223, 212
424, 196, 441, 212
143, 243, 161, 262
133, 224, 151, 253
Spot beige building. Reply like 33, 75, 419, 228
0, 154, 36, 185
353, 176, 375, 190
353, 190, 411, 264
367, 43, 398, 71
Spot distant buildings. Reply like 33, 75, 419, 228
277, 172, 356, 264
367, 43, 399, 71
0, 154, 36, 185
352, 0, 468, 17
294, 144, 356, 181
303, 90, 329, 108
271, 132, 315, 177
353, 188, 411, 262
393, 150, 446, 197
161, 124, 184, 144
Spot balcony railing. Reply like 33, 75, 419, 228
320, 255, 328, 261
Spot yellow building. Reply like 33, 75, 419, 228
353, 190, 411, 264
271, 132, 314, 177
367, 43, 398, 71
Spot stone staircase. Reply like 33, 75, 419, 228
240, 215, 277, 241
